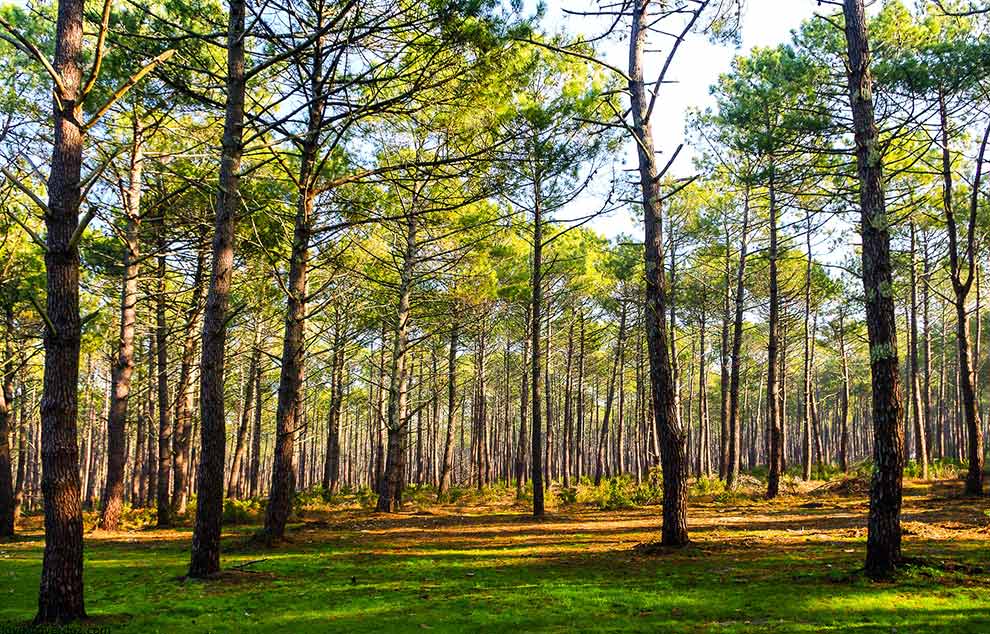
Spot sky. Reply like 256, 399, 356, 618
534, 0, 826, 238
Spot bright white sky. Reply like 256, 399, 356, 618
536, 0, 826, 238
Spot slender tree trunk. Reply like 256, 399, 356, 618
99, 123, 144, 531
438, 321, 459, 497
766, 170, 783, 499
940, 93, 988, 495
531, 181, 545, 517
0, 308, 14, 536
189, 0, 246, 577
229, 324, 260, 498
909, 223, 927, 479
249, 354, 264, 498
172, 241, 206, 514
726, 187, 750, 489
154, 212, 172, 525
629, 0, 688, 545
802, 212, 814, 480
377, 209, 417, 512
843, 0, 906, 579
838, 309, 851, 473
595, 303, 627, 485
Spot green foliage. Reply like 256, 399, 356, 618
224, 498, 264, 525
554, 486, 578, 506
582, 476, 635, 511
691, 475, 726, 497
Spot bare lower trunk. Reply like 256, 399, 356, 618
189, 0, 246, 578
630, 0, 688, 545
99, 124, 143, 531
155, 214, 172, 526
726, 189, 749, 489
377, 211, 417, 512
438, 322, 459, 497
172, 243, 206, 514
843, 0, 905, 579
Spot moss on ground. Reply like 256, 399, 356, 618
1, 477, 988, 633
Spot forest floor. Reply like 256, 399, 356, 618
1, 476, 989, 633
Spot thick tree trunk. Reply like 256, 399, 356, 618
36, 0, 86, 621
189, 0, 246, 578
843, 0, 906, 579
629, 0, 688, 545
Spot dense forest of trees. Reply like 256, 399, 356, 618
1, 0, 989, 624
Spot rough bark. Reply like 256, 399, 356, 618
189, 0, 246, 577
154, 213, 172, 526
531, 182, 545, 517
376, 209, 416, 512
843, 0, 906, 579
594, 302, 627, 485
0, 308, 14, 536
438, 321, 458, 498
629, 0, 688, 545
36, 0, 86, 620
766, 169, 783, 499
725, 188, 749, 489
99, 123, 143, 531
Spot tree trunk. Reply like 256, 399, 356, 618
766, 170, 783, 499
172, 240, 206, 514
843, 0, 906, 579
0, 308, 14, 536
99, 122, 143, 531
229, 324, 260, 499
531, 181, 545, 517
36, 0, 87, 620
154, 212, 172, 526
438, 321, 459, 497
726, 187, 749, 489
189, 0, 246, 577
377, 209, 417, 512
908, 223, 927, 479
629, 0, 688, 545
595, 303, 627, 485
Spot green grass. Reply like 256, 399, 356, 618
2, 483, 989, 633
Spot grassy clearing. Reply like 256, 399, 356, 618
1, 477, 989, 633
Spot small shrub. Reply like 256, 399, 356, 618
632, 467, 663, 505
590, 476, 634, 511
223, 498, 262, 525
555, 486, 578, 506
355, 485, 377, 508
691, 475, 725, 497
